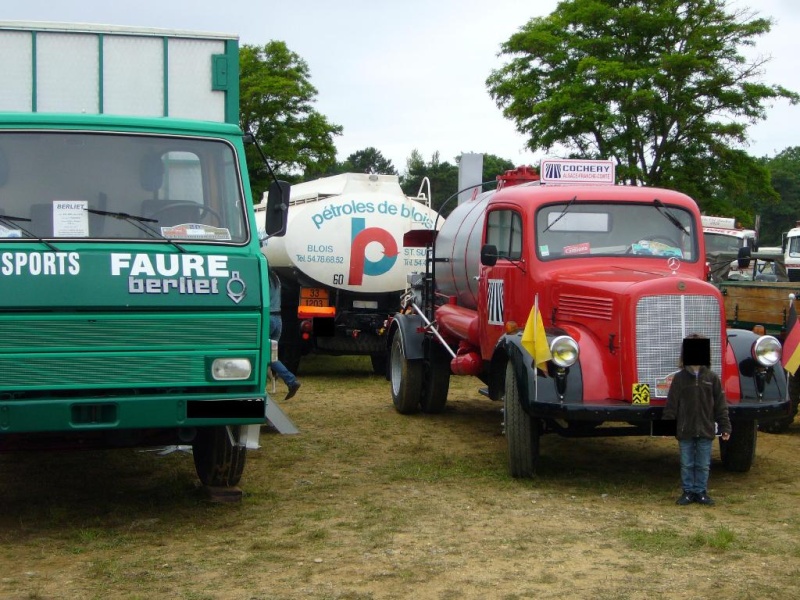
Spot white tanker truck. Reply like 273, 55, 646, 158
256, 173, 440, 373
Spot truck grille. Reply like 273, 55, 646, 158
636, 295, 722, 392
0, 314, 261, 390
0, 315, 259, 352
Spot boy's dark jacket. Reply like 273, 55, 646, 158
663, 366, 732, 440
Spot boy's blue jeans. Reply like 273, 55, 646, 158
678, 437, 713, 494
269, 315, 298, 387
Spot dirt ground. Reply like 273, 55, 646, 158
2, 355, 800, 600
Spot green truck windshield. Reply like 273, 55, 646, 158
0, 131, 248, 244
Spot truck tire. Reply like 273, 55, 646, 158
759, 374, 799, 434
192, 426, 247, 487
390, 333, 423, 414
420, 343, 451, 414
720, 420, 757, 472
504, 362, 540, 478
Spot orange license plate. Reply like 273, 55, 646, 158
300, 287, 329, 307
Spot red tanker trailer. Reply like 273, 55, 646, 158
386, 159, 789, 477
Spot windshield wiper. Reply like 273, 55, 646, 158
653, 198, 689, 237
85, 208, 186, 253
543, 195, 578, 232
0, 214, 61, 252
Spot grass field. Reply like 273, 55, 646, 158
2, 355, 800, 599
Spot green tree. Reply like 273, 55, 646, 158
240, 42, 342, 200
755, 147, 800, 245
303, 147, 398, 179
486, 0, 798, 213
400, 152, 517, 217
342, 147, 398, 175
401, 151, 459, 215
481, 154, 518, 188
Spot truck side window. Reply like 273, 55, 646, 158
487, 209, 522, 260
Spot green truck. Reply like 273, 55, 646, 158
0, 22, 290, 488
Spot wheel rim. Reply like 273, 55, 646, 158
390, 337, 402, 396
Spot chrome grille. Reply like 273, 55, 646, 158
636, 295, 722, 394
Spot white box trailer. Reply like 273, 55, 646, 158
0, 21, 239, 124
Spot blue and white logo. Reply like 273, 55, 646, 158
540, 159, 615, 185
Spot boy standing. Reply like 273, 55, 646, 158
268, 269, 301, 401
663, 335, 731, 506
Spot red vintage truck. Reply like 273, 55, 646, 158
387, 159, 789, 477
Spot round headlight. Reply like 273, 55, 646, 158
751, 335, 781, 367
549, 335, 579, 368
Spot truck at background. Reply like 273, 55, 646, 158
257, 173, 440, 374
702, 215, 757, 254
0, 22, 289, 488
782, 222, 800, 282
702, 215, 761, 281
707, 242, 800, 433
387, 160, 789, 477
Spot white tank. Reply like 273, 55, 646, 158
257, 173, 440, 293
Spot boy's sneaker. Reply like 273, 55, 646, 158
676, 491, 695, 505
695, 491, 715, 506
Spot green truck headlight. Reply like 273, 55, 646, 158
751, 335, 781, 367
549, 335, 579, 368
211, 358, 253, 380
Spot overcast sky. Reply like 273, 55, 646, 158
3, 0, 799, 174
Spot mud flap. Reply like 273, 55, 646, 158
265, 400, 300, 434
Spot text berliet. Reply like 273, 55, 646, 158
128, 276, 220, 295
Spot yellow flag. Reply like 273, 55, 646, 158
521, 295, 551, 371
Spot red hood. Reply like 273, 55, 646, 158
542, 261, 721, 334
548, 262, 711, 294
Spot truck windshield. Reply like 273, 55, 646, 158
704, 232, 745, 253
536, 201, 697, 261
0, 132, 248, 244
788, 235, 800, 257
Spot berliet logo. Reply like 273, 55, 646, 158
109, 253, 246, 303
226, 271, 246, 304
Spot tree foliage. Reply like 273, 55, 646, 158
341, 147, 398, 175
306, 147, 398, 179
755, 147, 800, 245
239, 42, 342, 199
401, 150, 459, 214
486, 0, 798, 214
400, 152, 517, 216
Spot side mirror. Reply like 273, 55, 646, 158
782, 233, 787, 254
480, 243, 498, 267
263, 180, 290, 239
737, 246, 751, 269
